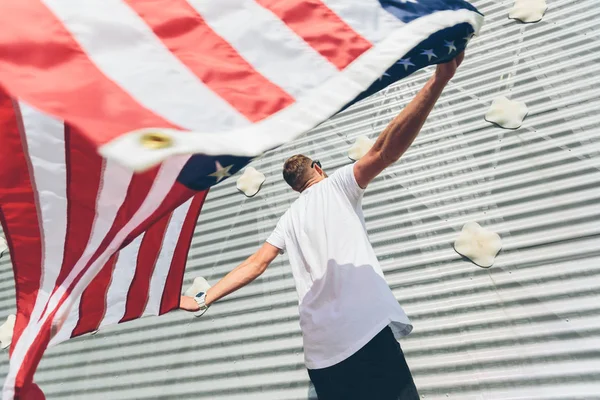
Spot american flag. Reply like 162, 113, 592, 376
0, 1, 483, 398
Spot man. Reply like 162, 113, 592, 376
180, 52, 465, 399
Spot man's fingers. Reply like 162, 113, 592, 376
180, 295, 200, 312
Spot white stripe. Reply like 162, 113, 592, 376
47, 158, 134, 346
41, 0, 250, 131
3, 155, 190, 400
188, 0, 338, 98
47, 295, 81, 347
14, 102, 67, 346
321, 0, 405, 44
18, 103, 67, 309
143, 198, 193, 316
99, 234, 145, 328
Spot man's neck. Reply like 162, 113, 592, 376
300, 176, 325, 193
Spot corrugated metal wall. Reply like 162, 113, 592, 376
2, 0, 600, 398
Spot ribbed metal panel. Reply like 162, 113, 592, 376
2, 0, 600, 398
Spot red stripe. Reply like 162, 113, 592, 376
125, 0, 294, 122
54, 125, 104, 293
256, 0, 372, 70
0, 0, 178, 147
119, 214, 172, 323
70, 254, 118, 337
18, 383, 45, 400
159, 190, 207, 314
0, 90, 43, 355
13, 321, 50, 400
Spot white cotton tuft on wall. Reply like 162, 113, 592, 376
454, 222, 503, 268
509, 0, 547, 23
236, 167, 266, 197
485, 96, 529, 129
348, 136, 375, 161
0, 236, 7, 259
183, 277, 211, 298
0, 314, 16, 349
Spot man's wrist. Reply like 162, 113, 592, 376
431, 73, 451, 86
204, 289, 214, 307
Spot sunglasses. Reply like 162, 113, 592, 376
311, 160, 322, 169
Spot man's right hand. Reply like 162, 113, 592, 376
180, 295, 201, 312
434, 51, 465, 82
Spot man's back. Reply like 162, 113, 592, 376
267, 164, 412, 369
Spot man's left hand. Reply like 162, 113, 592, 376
435, 51, 465, 82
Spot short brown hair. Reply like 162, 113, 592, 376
283, 154, 313, 191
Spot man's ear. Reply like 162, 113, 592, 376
314, 164, 324, 177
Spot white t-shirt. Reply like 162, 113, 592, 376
267, 164, 412, 370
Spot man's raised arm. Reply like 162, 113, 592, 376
354, 52, 465, 189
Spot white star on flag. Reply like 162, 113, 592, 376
463, 33, 474, 43
398, 0, 418, 3
209, 161, 234, 183
378, 72, 391, 81
420, 49, 437, 61
444, 40, 457, 54
396, 58, 415, 71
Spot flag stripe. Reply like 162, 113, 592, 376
160, 192, 206, 314
256, 0, 372, 70
319, 0, 405, 44
0, 94, 43, 354
125, 0, 294, 123
120, 213, 171, 323
71, 254, 118, 337
188, 0, 338, 99
100, 234, 145, 329
144, 198, 192, 316
0, 0, 178, 146
43, 0, 250, 131
56, 126, 104, 294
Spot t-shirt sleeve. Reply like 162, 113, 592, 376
266, 216, 286, 254
332, 163, 365, 205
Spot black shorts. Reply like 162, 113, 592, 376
307, 327, 420, 400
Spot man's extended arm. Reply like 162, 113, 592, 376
180, 242, 280, 311
354, 52, 464, 189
